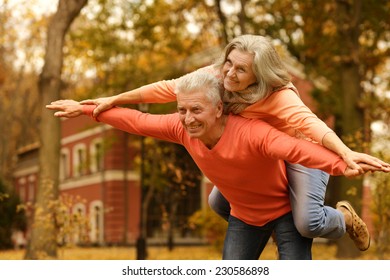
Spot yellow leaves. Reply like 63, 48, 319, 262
174, 168, 183, 183
322, 19, 337, 36
346, 185, 358, 197
24, 192, 91, 248
0, 64, 5, 85
0, 192, 10, 202
188, 208, 227, 250
369, 152, 390, 256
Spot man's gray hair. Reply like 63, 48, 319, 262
174, 70, 223, 106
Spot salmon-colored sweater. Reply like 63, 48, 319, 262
83, 105, 346, 226
131, 66, 333, 143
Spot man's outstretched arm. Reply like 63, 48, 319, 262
47, 99, 183, 145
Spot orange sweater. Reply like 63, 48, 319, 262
83, 105, 346, 226
132, 66, 333, 143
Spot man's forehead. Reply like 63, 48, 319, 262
177, 91, 209, 104
177, 100, 205, 109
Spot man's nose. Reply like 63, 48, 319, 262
185, 112, 194, 124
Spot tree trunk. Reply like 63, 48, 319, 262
238, 0, 248, 34
334, 64, 364, 258
24, 0, 88, 260
214, 0, 228, 44
333, 0, 365, 258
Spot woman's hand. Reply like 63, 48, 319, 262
80, 97, 115, 117
342, 150, 390, 174
322, 132, 390, 173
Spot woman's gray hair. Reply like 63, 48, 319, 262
214, 34, 292, 113
175, 70, 223, 106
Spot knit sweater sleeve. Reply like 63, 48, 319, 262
136, 80, 178, 103
83, 105, 183, 144
251, 120, 347, 175
133, 65, 218, 103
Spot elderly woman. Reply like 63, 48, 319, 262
81, 34, 390, 251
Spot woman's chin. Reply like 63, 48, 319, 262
223, 81, 239, 92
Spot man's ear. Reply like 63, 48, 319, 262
216, 100, 223, 117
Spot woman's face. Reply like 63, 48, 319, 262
222, 49, 257, 92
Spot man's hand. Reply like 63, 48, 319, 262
344, 162, 390, 178
46, 100, 84, 118
80, 97, 114, 118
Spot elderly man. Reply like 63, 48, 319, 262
47, 71, 376, 260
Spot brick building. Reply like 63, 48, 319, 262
13, 110, 208, 245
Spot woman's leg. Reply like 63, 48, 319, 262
208, 186, 231, 221
273, 212, 313, 260
286, 162, 345, 239
222, 215, 273, 260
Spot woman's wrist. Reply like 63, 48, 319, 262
322, 131, 351, 157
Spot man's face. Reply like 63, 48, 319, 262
177, 90, 222, 145
222, 49, 257, 92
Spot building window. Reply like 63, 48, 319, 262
89, 201, 104, 245
73, 144, 87, 177
72, 203, 87, 245
90, 139, 103, 173
18, 177, 26, 202
60, 148, 70, 180
58, 208, 70, 245
27, 175, 36, 202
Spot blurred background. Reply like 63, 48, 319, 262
0, 0, 389, 260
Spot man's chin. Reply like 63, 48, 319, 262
187, 131, 201, 139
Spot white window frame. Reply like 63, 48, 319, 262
73, 143, 87, 177
90, 138, 103, 173
60, 148, 70, 180
89, 200, 104, 244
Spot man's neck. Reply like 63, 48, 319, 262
203, 115, 228, 149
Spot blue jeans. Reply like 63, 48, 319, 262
208, 163, 346, 239
223, 212, 312, 259
286, 163, 345, 238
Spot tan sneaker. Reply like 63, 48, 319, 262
336, 200, 370, 251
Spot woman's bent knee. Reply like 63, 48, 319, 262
294, 218, 323, 238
